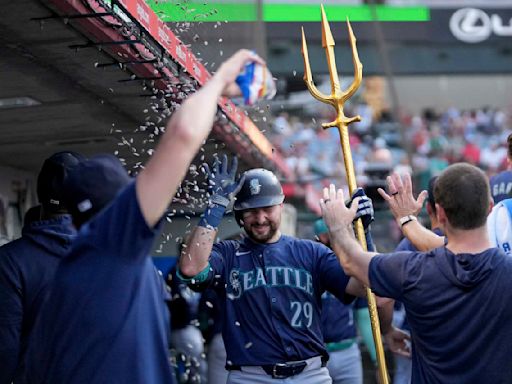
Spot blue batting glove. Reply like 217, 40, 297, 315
346, 187, 374, 230
202, 155, 244, 207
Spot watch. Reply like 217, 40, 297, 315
398, 215, 417, 227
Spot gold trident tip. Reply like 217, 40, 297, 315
300, 7, 389, 384
301, 6, 363, 129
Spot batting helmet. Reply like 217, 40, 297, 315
233, 169, 284, 211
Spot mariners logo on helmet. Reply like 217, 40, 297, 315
234, 169, 284, 211
250, 178, 261, 195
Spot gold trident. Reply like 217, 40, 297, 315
301, 6, 390, 384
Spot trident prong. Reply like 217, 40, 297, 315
301, 6, 390, 384
302, 5, 363, 129
301, 27, 332, 106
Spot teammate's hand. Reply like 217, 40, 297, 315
213, 49, 265, 97
346, 187, 374, 230
384, 326, 412, 358
203, 155, 244, 206
320, 184, 359, 233
377, 172, 427, 220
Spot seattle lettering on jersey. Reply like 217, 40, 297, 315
228, 266, 313, 299
493, 181, 512, 198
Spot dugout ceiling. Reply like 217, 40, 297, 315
0, 0, 288, 186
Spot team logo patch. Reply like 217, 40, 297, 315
250, 178, 261, 195
229, 270, 241, 299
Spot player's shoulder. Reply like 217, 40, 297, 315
491, 170, 512, 187
0, 236, 30, 262
212, 239, 242, 252
488, 200, 512, 231
394, 237, 416, 252
282, 235, 328, 251
374, 249, 430, 273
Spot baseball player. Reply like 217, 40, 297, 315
314, 218, 377, 384
489, 133, 512, 203
323, 163, 512, 383
0, 151, 82, 383
381, 171, 512, 258
24, 49, 263, 383
179, 161, 405, 383
487, 197, 512, 255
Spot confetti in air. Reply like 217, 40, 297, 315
101, 0, 277, 255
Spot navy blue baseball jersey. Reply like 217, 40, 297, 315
0, 215, 75, 383
321, 294, 367, 343
26, 183, 174, 384
187, 235, 354, 367
369, 246, 512, 384
489, 170, 512, 203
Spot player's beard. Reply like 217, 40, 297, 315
245, 220, 279, 243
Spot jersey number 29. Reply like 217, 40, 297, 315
290, 301, 313, 328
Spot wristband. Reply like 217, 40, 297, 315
177, 263, 211, 284
398, 215, 417, 228
210, 194, 230, 208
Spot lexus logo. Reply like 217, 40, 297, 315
450, 8, 512, 43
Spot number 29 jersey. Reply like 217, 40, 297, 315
205, 235, 353, 367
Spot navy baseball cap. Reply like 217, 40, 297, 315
62, 154, 132, 225
37, 151, 85, 213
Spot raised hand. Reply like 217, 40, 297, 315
214, 50, 265, 98
377, 172, 428, 220
320, 184, 360, 233
203, 155, 244, 207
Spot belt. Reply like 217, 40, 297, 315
263, 361, 307, 378
228, 355, 325, 379
326, 338, 356, 352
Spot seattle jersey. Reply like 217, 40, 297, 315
188, 235, 353, 366
487, 198, 512, 256
489, 170, 512, 203
321, 294, 367, 343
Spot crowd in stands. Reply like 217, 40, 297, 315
270, 104, 511, 197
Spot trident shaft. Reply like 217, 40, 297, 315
301, 6, 390, 384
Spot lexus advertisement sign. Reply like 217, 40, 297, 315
268, 7, 512, 45
444, 8, 512, 43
